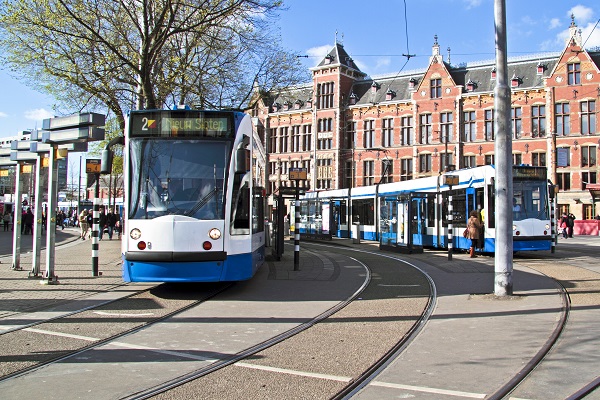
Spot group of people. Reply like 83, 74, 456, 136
559, 213, 576, 239
78, 208, 121, 241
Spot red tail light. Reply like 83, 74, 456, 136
203, 241, 212, 250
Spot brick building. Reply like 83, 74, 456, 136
251, 18, 600, 220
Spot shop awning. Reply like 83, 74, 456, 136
587, 183, 600, 202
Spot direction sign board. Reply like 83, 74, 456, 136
86, 159, 101, 174
289, 167, 307, 180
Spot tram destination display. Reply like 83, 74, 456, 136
129, 111, 233, 138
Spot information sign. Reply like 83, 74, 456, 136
86, 159, 101, 173
289, 167, 307, 180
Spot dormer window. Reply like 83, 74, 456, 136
349, 92, 358, 105
511, 75, 522, 87
537, 63, 547, 75
272, 103, 281, 112
466, 79, 477, 92
294, 100, 303, 110
409, 77, 418, 89
306, 99, 312, 108
371, 81, 380, 93
385, 89, 396, 101
325, 54, 334, 64
283, 101, 292, 111
491, 68, 496, 79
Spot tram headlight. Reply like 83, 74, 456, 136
512, 224, 517, 231
545, 224, 550, 230
208, 228, 221, 240
130, 228, 142, 240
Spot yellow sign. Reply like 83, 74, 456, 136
20, 165, 32, 174
289, 167, 307, 180
86, 159, 101, 173
0, 169, 9, 177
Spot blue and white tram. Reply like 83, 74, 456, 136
122, 108, 266, 282
300, 165, 552, 253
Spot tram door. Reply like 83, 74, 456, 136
464, 187, 479, 223
332, 200, 346, 237
411, 195, 426, 246
396, 199, 409, 245
380, 197, 398, 246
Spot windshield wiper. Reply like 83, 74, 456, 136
184, 187, 219, 217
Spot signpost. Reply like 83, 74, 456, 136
42, 113, 105, 282
443, 174, 459, 261
289, 168, 307, 271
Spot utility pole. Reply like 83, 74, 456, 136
494, 0, 513, 296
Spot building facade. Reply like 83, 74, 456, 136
251, 19, 600, 220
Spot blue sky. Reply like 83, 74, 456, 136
0, 0, 599, 139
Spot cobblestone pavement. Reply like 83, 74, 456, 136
0, 228, 126, 318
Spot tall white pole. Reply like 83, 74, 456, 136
494, 0, 513, 296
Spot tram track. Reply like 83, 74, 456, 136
0, 282, 233, 382
124, 244, 435, 400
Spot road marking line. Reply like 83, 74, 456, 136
371, 381, 486, 398
235, 362, 351, 382
378, 284, 421, 287
93, 311, 154, 316
110, 341, 218, 362
24, 328, 97, 341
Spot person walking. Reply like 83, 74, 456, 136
98, 208, 107, 240
106, 210, 117, 240
467, 210, 482, 258
2, 212, 10, 231
24, 208, 34, 235
86, 210, 93, 239
560, 213, 568, 239
79, 209, 89, 240
567, 213, 575, 238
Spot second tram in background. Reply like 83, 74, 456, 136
298, 165, 553, 253
115, 107, 266, 282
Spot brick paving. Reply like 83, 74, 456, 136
0, 228, 126, 318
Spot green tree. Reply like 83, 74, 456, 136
0, 0, 307, 132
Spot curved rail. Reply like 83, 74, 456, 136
122, 255, 372, 400
0, 282, 233, 382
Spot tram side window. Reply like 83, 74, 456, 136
453, 190, 467, 227
487, 184, 495, 228
252, 188, 264, 233
427, 194, 437, 226
352, 199, 374, 225
231, 177, 250, 235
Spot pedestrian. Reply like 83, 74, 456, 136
106, 210, 117, 240
24, 208, 34, 235
98, 208, 107, 240
79, 209, 89, 240
467, 210, 482, 258
560, 213, 568, 239
2, 211, 10, 231
86, 210, 93, 238
567, 213, 575, 238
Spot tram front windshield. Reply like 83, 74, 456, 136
512, 179, 549, 221
129, 139, 229, 220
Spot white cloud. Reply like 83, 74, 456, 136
0, 112, 8, 118
548, 18, 561, 30
24, 108, 53, 121
580, 22, 600, 47
464, 0, 481, 10
306, 44, 332, 60
374, 57, 391, 71
568, 5, 594, 25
